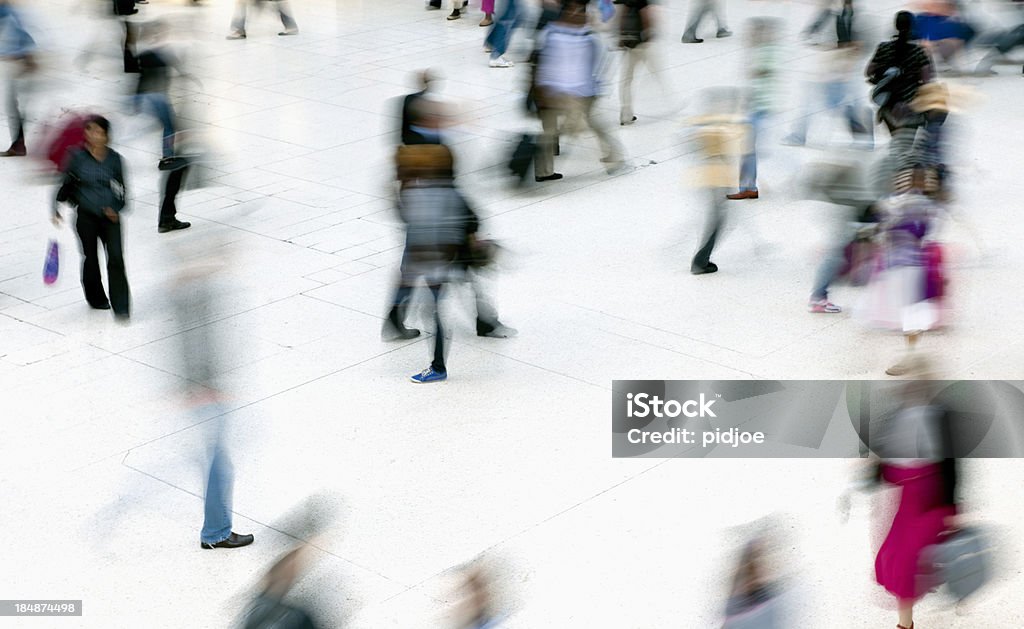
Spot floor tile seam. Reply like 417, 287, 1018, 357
599, 328, 762, 377
455, 341, 614, 392
552, 299, 749, 359
116, 456, 404, 584
114, 339, 434, 454
403, 458, 673, 594
105, 291, 305, 356
0, 309, 76, 340
477, 155, 697, 220
260, 130, 398, 163
752, 318, 848, 361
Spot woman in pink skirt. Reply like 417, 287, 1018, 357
872, 381, 959, 629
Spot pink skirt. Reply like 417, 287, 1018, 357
875, 463, 956, 602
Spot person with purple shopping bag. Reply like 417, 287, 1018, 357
53, 115, 131, 320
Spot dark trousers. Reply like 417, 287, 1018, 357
692, 189, 725, 269
76, 211, 130, 315
392, 283, 446, 372
159, 165, 189, 226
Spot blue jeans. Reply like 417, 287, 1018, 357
199, 411, 234, 545
739, 110, 768, 192
485, 0, 521, 59
789, 82, 871, 144
135, 93, 175, 158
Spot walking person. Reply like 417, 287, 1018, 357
53, 116, 131, 319
391, 144, 476, 383
782, 29, 873, 149
484, 0, 523, 68
866, 11, 934, 135
840, 377, 960, 629
1, 0, 36, 157
533, 0, 626, 182
727, 18, 782, 201
617, 0, 666, 126
679, 0, 731, 43
170, 243, 254, 550
687, 91, 745, 275
856, 166, 946, 376
227, 0, 298, 39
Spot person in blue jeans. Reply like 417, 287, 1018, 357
783, 43, 873, 148
485, 0, 522, 68
172, 247, 254, 550
727, 19, 781, 200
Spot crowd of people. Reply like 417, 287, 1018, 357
1, 0, 1015, 626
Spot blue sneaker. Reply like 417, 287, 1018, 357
410, 367, 447, 383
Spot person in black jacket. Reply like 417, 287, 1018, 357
54, 116, 131, 319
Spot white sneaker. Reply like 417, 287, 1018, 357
489, 56, 514, 68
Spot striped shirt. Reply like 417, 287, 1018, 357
867, 40, 933, 106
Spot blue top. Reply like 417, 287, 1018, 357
0, 4, 36, 57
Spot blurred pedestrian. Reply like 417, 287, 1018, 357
389, 144, 477, 383
727, 18, 782, 201
680, 0, 731, 43
722, 537, 782, 628
53, 116, 131, 319
241, 546, 319, 628
227, 0, 298, 39
856, 167, 946, 376
866, 11, 934, 135
782, 27, 873, 149
171, 244, 254, 550
534, 0, 625, 182
842, 377, 960, 629
484, 0, 523, 68
617, 0, 667, 126
1, 0, 36, 157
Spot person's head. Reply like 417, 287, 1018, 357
558, 0, 589, 25
418, 68, 440, 92
84, 116, 111, 149
895, 11, 914, 42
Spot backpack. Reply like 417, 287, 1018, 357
620, 0, 645, 48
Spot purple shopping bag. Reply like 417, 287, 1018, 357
43, 239, 59, 285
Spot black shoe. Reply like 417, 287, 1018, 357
89, 301, 111, 310
114, 312, 131, 323
691, 262, 718, 275
535, 173, 563, 182
477, 321, 517, 338
201, 532, 254, 550
382, 308, 421, 341
681, 35, 703, 43
158, 156, 189, 171
159, 220, 192, 233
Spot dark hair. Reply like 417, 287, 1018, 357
894, 10, 914, 56
85, 115, 111, 136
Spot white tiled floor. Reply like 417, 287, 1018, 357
2, 0, 1023, 627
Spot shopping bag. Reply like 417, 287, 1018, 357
918, 526, 990, 602
43, 239, 59, 285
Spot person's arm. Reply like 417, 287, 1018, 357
112, 153, 127, 214
53, 153, 82, 223
865, 44, 886, 83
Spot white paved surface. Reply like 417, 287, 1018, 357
1, 0, 1023, 627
